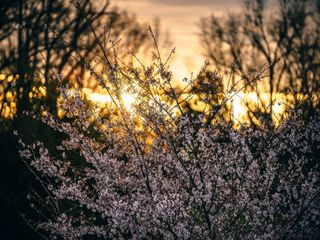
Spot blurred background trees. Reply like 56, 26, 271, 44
200, 0, 320, 117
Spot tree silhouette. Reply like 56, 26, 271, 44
0, 0, 159, 125
200, 0, 319, 116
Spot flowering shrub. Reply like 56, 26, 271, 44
15, 20, 319, 238
18, 56, 320, 239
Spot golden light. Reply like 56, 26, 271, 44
231, 92, 249, 125
7, 75, 14, 82
83, 89, 136, 110
78, 87, 309, 127
88, 93, 111, 105
0, 74, 6, 81
5, 91, 14, 101
122, 93, 135, 109
82, 88, 111, 106
39, 86, 47, 97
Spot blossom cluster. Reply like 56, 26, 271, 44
19, 80, 320, 239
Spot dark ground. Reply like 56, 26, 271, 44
0, 132, 40, 240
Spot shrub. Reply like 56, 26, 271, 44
18, 53, 320, 239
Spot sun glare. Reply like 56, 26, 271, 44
84, 87, 293, 126
122, 93, 135, 109
83, 88, 136, 110
89, 93, 111, 104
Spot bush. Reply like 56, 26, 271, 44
18, 53, 320, 239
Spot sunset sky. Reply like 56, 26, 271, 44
112, 0, 240, 80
